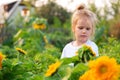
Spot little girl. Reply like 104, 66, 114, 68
61, 4, 99, 59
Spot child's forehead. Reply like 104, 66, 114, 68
76, 17, 92, 27
75, 15, 92, 23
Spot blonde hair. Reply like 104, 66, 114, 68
71, 4, 98, 37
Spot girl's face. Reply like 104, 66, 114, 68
74, 16, 92, 44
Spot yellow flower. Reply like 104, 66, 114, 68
80, 56, 120, 80
45, 61, 61, 77
88, 46, 96, 57
0, 52, 6, 69
33, 23, 46, 30
83, 44, 96, 56
33, 23, 39, 29
79, 70, 96, 80
88, 56, 120, 80
75, 51, 78, 56
16, 48, 27, 55
40, 24, 46, 29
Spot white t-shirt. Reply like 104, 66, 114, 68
61, 40, 99, 58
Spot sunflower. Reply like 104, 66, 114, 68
16, 48, 27, 55
33, 23, 39, 29
39, 24, 46, 29
75, 51, 78, 56
79, 70, 96, 80
76, 44, 96, 63
87, 46, 96, 56
0, 52, 6, 69
45, 61, 61, 77
33, 23, 46, 30
88, 56, 120, 80
83, 44, 96, 56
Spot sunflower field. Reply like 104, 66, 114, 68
0, 0, 120, 80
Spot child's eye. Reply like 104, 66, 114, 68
86, 27, 90, 30
79, 27, 83, 29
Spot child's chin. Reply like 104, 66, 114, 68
79, 39, 87, 43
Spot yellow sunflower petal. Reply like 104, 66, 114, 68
88, 56, 120, 80
16, 48, 27, 55
0, 52, 6, 69
45, 61, 61, 77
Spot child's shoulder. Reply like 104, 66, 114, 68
63, 41, 75, 49
64, 42, 72, 47
87, 40, 98, 48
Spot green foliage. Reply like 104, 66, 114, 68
94, 26, 107, 44
0, 1, 120, 80
33, 18, 47, 25
0, 45, 61, 80
53, 17, 62, 28
37, 1, 71, 24
0, 58, 33, 80
99, 38, 120, 63
13, 28, 46, 56
60, 56, 79, 65
58, 65, 72, 79
47, 17, 72, 51
68, 63, 88, 80
48, 30, 72, 51
110, 0, 120, 17
0, 46, 17, 58
43, 44, 61, 58
44, 65, 72, 80
77, 45, 96, 63
30, 75, 44, 80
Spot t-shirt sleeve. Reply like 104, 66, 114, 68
93, 45, 99, 56
90, 42, 99, 56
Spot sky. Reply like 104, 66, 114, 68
0, 0, 19, 5
34, 0, 113, 19
55, 0, 111, 12
0, 0, 112, 10
0, 0, 114, 20
54, 0, 113, 20
34, 0, 112, 12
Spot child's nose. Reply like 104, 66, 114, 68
82, 29, 86, 33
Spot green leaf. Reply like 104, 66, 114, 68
30, 75, 44, 80
68, 63, 88, 80
58, 65, 72, 79
60, 56, 79, 65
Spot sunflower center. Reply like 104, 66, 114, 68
99, 65, 107, 73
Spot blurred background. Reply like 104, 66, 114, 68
1, 0, 120, 50
0, 0, 120, 57
0, 0, 120, 79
